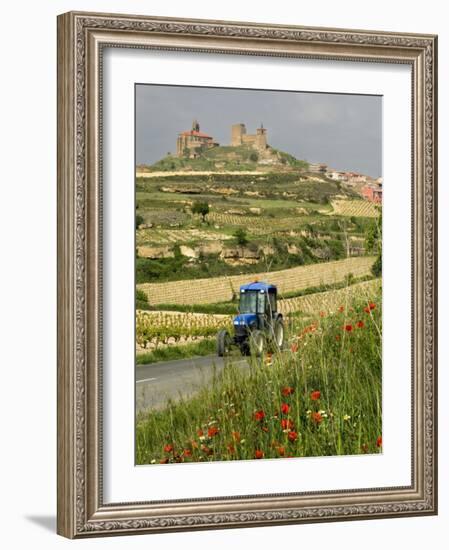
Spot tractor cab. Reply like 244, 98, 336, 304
235, 282, 278, 330
217, 281, 284, 357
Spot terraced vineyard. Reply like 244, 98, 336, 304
136, 228, 232, 246
329, 199, 380, 218
138, 256, 376, 306
206, 212, 311, 234
278, 278, 381, 315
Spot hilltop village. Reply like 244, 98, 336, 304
147, 120, 382, 203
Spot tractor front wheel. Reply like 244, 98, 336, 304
217, 329, 231, 357
249, 330, 266, 357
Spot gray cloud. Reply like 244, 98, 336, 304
136, 84, 382, 178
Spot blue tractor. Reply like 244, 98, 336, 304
217, 281, 284, 357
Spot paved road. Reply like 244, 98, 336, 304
136, 354, 250, 413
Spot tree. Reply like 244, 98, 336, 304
249, 151, 259, 162
365, 211, 382, 253
365, 210, 382, 277
234, 228, 249, 246
192, 201, 210, 223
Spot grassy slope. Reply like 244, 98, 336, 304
147, 144, 309, 172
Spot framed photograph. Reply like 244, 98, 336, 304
57, 11, 438, 538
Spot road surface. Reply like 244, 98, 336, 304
136, 354, 250, 413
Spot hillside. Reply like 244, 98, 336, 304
141, 144, 309, 173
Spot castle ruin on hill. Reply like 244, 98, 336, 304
176, 120, 268, 158
230, 123, 267, 151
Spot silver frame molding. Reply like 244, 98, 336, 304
57, 11, 438, 538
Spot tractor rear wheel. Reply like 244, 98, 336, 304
217, 329, 231, 357
273, 318, 285, 350
249, 330, 266, 357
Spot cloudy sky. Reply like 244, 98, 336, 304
136, 84, 382, 178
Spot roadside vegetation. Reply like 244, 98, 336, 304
136, 339, 215, 365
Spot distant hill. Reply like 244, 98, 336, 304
141, 144, 309, 173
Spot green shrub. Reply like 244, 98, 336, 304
191, 201, 210, 222
234, 228, 249, 246
135, 214, 144, 229
249, 152, 259, 162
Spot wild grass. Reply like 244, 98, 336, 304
136, 284, 382, 464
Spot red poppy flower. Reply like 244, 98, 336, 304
319, 311, 326, 318
197, 429, 204, 437
182, 449, 192, 457
277, 445, 285, 456
310, 390, 321, 401
344, 324, 353, 332
369, 302, 376, 310
311, 412, 323, 424
356, 320, 365, 328
364, 306, 370, 313
281, 418, 294, 430
254, 409, 265, 422
281, 386, 295, 397
227, 443, 236, 454
207, 425, 219, 438
290, 343, 299, 353
163, 444, 173, 453
254, 450, 264, 459
280, 403, 290, 414
232, 431, 241, 442
288, 431, 298, 442
338, 306, 344, 313
335, 335, 341, 341
376, 436, 382, 448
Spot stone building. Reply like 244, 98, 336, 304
230, 123, 267, 151
176, 120, 219, 158
308, 163, 328, 173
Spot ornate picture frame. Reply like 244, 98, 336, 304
57, 11, 437, 538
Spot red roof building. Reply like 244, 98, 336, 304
361, 183, 383, 203
176, 120, 219, 158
